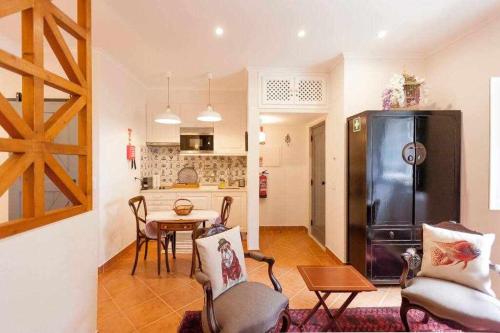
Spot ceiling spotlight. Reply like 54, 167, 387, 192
297, 29, 306, 38
215, 26, 224, 36
377, 30, 388, 39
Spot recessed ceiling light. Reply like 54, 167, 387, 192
215, 26, 224, 36
377, 30, 388, 39
297, 29, 306, 38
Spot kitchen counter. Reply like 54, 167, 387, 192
141, 185, 247, 193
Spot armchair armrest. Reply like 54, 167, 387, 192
490, 262, 500, 274
194, 270, 221, 333
400, 248, 422, 289
245, 251, 283, 293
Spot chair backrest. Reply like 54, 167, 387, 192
128, 195, 147, 234
220, 196, 233, 226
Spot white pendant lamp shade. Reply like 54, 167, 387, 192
197, 73, 222, 122
197, 105, 222, 122
155, 72, 181, 125
259, 126, 266, 144
155, 107, 181, 124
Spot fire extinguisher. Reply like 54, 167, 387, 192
259, 170, 268, 198
127, 128, 136, 169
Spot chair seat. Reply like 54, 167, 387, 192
402, 277, 500, 331
202, 281, 289, 333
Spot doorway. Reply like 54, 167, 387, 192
311, 122, 326, 245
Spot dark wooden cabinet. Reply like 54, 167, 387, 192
347, 111, 461, 284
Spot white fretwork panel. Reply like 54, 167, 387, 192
261, 76, 294, 105
295, 76, 327, 105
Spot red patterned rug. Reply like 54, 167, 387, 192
179, 307, 460, 332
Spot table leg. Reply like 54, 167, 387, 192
298, 292, 331, 330
190, 229, 196, 278
323, 292, 358, 332
157, 226, 161, 276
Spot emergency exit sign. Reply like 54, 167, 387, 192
353, 117, 361, 132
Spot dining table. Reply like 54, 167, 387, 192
145, 209, 220, 277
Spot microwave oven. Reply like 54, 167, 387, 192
180, 127, 214, 153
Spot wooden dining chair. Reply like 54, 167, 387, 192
128, 195, 175, 275
220, 196, 233, 226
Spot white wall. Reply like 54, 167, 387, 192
0, 211, 98, 333
259, 124, 309, 227
94, 50, 147, 265
425, 16, 500, 294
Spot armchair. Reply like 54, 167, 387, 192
194, 226, 291, 333
400, 222, 500, 332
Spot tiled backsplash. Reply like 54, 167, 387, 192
140, 146, 246, 184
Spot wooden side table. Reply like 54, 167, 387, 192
156, 219, 207, 277
297, 265, 377, 331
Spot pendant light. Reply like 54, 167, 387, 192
259, 126, 266, 145
154, 72, 181, 124
197, 73, 222, 122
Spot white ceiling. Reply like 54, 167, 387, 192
2, 0, 500, 90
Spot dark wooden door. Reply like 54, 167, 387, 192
414, 114, 461, 224
370, 115, 414, 226
311, 122, 326, 245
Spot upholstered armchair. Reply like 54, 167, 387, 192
194, 225, 291, 333
399, 222, 500, 332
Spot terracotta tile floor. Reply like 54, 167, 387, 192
98, 229, 401, 333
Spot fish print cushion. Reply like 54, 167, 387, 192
195, 226, 247, 299
419, 223, 496, 297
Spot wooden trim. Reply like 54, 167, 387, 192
0, 0, 92, 239
326, 247, 343, 265
0, 49, 86, 96
43, 1, 87, 40
0, 205, 87, 239
44, 96, 86, 140
0, 92, 34, 139
44, 13, 87, 85
44, 153, 87, 205
0, 0, 33, 18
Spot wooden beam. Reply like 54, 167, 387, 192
0, 138, 32, 153
0, 153, 34, 198
0, 49, 86, 96
43, 1, 87, 41
0, 205, 87, 239
21, 3, 44, 219
0, 92, 34, 139
44, 13, 86, 86
44, 142, 87, 155
44, 153, 87, 205
44, 95, 85, 140
78, 0, 92, 208
0, 0, 33, 19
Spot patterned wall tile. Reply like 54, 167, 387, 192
140, 146, 246, 184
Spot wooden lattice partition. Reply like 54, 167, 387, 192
0, 0, 92, 238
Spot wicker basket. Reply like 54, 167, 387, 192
173, 198, 194, 216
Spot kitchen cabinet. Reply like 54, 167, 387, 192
146, 105, 180, 143
141, 189, 247, 231
259, 73, 328, 108
213, 104, 246, 153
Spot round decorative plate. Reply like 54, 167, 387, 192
177, 167, 198, 183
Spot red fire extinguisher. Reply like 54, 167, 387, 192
127, 128, 136, 169
259, 170, 268, 198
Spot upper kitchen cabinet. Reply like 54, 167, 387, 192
146, 104, 180, 144
259, 73, 328, 108
214, 104, 247, 153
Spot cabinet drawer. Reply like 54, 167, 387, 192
370, 229, 412, 241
